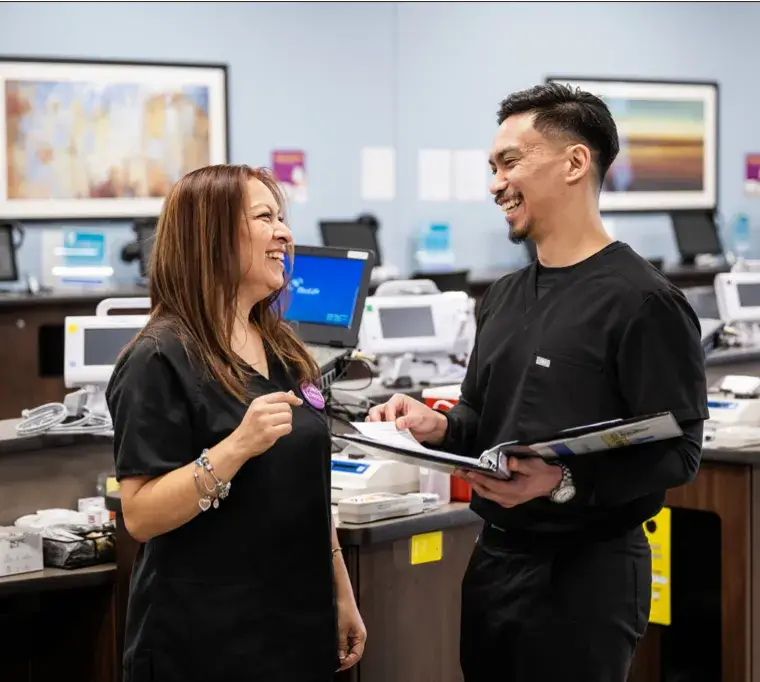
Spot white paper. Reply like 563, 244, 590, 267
418, 149, 452, 202
453, 149, 489, 202
361, 147, 396, 201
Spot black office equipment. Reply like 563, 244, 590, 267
0, 222, 20, 282
120, 218, 157, 280
670, 210, 724, 265
319, 215, 382, 266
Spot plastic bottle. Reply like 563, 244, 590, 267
732, 213, 752, 262
419, 467, 451, 505
414, 223, 455, 271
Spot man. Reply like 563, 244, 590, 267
367, 83, 708, 681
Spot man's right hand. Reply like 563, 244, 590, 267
366, 393, 448, 445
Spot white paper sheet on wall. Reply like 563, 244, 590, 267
361, 147, 396, 201
418, 149, 452, 202
453, 149, 489, 202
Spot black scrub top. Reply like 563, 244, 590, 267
442, 242, 708, 547
106, 326, 337, 682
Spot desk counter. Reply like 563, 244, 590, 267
0, 286, 146, 310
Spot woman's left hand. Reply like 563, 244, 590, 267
336, 595, 367, 671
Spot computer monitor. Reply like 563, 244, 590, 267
714, 272, 760, 323
282, 245, 375, 347
319, 219, 382, 266
0, 223, 19, 282
64, 314, 148, 388
670, 211, 723, 265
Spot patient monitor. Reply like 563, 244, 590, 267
358, 279, 476, 387
714, 272, 760, 324
15, 298, 149, 438
65, 297, 150, 388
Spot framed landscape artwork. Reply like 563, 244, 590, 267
545, 76, 718, 213
0, 56, 229, 220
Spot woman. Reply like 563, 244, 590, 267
106, 164, 366, 682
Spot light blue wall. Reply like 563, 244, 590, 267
394, 1, 760, 271
1, 1, 759, 284
0, 1, 397, 286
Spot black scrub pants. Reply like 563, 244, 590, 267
460, 524, 652, 682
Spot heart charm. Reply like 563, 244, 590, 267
198, 497, 212, 512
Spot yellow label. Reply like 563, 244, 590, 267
410, 531, 443, 565
106, 476, 120, 494
67, 323, 78, 333
643, 507, 671, 626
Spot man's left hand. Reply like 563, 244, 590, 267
336, 596, 367, 671
458, 456, 562, 508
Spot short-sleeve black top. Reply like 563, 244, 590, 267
106, 326, 337, 682
443, 242, 709, 544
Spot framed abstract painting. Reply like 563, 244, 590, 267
0, 56, 229, 220
546, 76, 718, 213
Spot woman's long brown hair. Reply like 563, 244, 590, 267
138, 164, 320, 403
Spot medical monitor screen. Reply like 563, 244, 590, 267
683, 286, 719, 320
283, 254, 365, 328
83, 327, 142, 366
737, 283, 760, 309
379, 306, 435, 339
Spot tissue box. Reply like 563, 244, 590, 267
0, 526, 44, 577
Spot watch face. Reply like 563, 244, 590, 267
553, 485, 576, 503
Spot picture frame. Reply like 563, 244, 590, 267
545, 76, 719, 213
0, 56, 229, 221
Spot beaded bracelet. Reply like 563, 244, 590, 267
193, 449, 231, 512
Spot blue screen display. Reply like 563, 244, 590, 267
283, 254, 365, 327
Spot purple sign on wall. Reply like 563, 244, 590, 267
745, 154, 760, 197
271, 150, 307, 204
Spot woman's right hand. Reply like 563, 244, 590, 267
230, 390, 303, 459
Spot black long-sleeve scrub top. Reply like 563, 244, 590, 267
106, 327, 338, 682
439, 241, 709, 549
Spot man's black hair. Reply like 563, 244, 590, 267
496, 83, 620, 184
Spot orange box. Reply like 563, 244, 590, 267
421, 385, 471, 502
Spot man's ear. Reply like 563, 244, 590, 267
566, 144, 592, 185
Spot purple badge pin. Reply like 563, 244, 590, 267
300, 382, 325, 410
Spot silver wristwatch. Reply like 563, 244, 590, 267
549, 462, 576, 504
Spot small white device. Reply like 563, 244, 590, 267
331, 444, 420, 503
704, 374, 760, 449
714, 272, 760, 324
64, 313, 148, 388
358, 279, 476, 387
337, 492, 437, 524
15, 297, 149, 438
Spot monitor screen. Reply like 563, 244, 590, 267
671, 211, 722, 260
0, 225, 17, 281
283, 254, 366, 328
320, 221, 381, 265
83, 327, 141, 366
683, 286, 719, 320
737, 283, 760, 308
378, 306, 435, 339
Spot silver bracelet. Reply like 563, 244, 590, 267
193, 450, 231, 512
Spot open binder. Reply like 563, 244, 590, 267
337, 412, 683, 480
